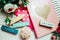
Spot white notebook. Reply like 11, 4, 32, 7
51, 0, 60, 20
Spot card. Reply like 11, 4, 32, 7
28, 0, 59, 38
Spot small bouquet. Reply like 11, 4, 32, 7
51, 22, 60, 40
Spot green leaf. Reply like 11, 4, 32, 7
53, 31, 60, 37
23, 2, 28, 5
5, 17, 11, 24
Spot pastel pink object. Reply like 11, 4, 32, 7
28, 0, 59, 38
14, 7, 22, 16
14, 7, 33, 30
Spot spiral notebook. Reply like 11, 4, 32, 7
28, 0, 59, 38
51, 0, 60, 20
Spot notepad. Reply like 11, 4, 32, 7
51, 0, 60, 20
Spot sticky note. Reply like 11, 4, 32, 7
40, 20, 55, 28
11, 22, 29, 28
1, 25, 18, 35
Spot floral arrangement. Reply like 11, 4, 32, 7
51, 22, 60, 40
0, 0, 29, 24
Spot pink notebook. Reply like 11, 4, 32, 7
28, 0, 59, 38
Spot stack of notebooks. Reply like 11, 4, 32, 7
28, 0, 59, 38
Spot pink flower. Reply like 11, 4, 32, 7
8, 8, 13, 11
56, 23, 60, 34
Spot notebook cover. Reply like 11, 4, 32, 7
28, 0, 59, 38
